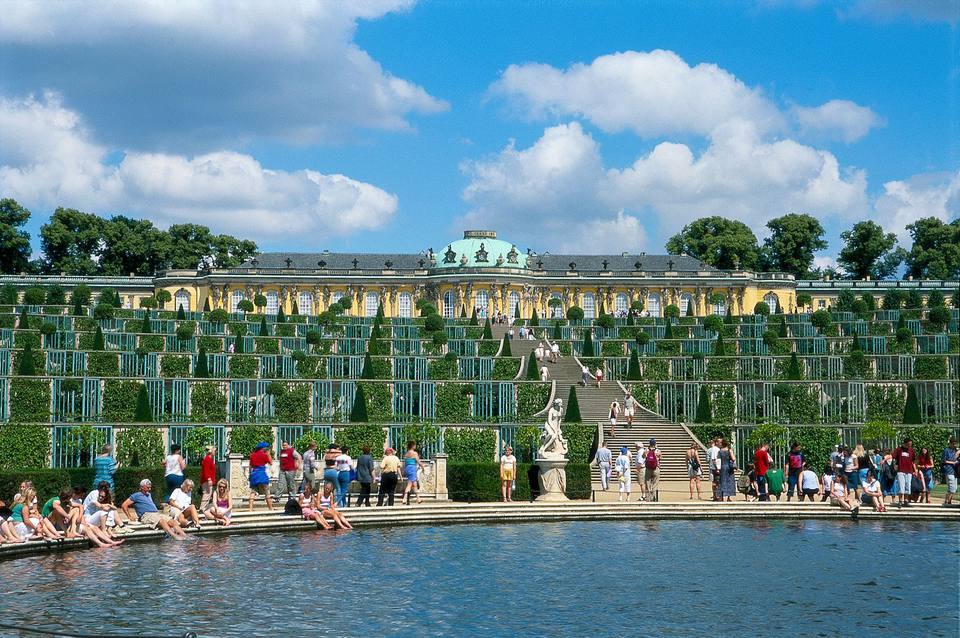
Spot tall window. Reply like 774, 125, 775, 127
298, 292, 313, 316
443, 291, 456, 318
331, 292, 344, 312
615, 293, 628, 317
583, 293, 596, 319
764, 293, 779, 314
713, 296, 726, 316
475, 290, 489, 316
550, 292, 562, 318
508, 291, 520, 318
647, 293, 661, 318
398, 292, 412, 318
266, 291, 279, 315
365, 292, 379, 317
231, 291, 244, 312
175, 290, 190, 313
679, 293, 694, 316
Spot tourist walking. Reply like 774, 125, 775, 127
121, 479, 187, 540
718, 439, 736, 501
753, 443, 772, 501
301, 441, 319, 493
92, 445, 116, 491
355, 446, 374, 507
707, 438, 720, 501
785, 441, 804, 502
205, 479, 232, 526
199, 445, 217, 513
534, 343, 544, 362
596, 442, 612, 491
550, 341, 560, 363
378, 447, 401, 506
275, 441, 302, 500
608, 400, 620, 438
917, 447, 934, 503
635, 441, 647, 501
644, 439, 661, 501
942, 437, 958, 506
594, 366, 603, 389
686, 444, 703, 499
402, 441, 425, 505
335, 446, 353, 507
163, 444, 186, 497
247, 442, 273, 512
616, 447, 632, 501
893, 438, 916, 507
500, 445, 517, 502
879, 450, 897, 505
622, 393, 636, 428
580, 365, 591, 386
540, 364, 549, 381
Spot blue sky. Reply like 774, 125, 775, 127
1, 0, 957, 265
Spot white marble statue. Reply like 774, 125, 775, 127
538, 398, 569, 460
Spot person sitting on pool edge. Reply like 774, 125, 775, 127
121, 479, 187, 540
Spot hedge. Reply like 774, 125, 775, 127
444, 428, 497, 462
334, 423, 387, 455
102, 380, 143, 422
0, 467, 203, 508
9, 378, 52, 423
191, 382, 227, 422
447, 462, 591, 501
0, 426, 51, 470
160, 354, 191, 378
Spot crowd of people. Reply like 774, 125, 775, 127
594, 439, 662, 502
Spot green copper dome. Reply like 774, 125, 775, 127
432, 231, 527, 269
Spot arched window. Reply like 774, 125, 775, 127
365, 292, 379, 317
508, 291, 520, 318
615, 293, 628, 317
549, 292, 562, 318
231, 291, 244, 313
174, 290, 190, 313
679, 293, 694, 316
764, 293, 779, 314
583, 293, 596, 319
398, 292, 412, 318
713, 296, 726, 316
443, 291, 456, 319
298, 292, 313, 316
475, 290, 489, 316
331, 292, 344, 307
266, 291, 279, 315
647, 293, 661, 318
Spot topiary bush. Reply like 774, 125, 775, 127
444, 428, 497, 462
275, 383, 311, 423
102, 380, 143, 422
228, 424, 274, 456
9, 378, 52, 423
191, 382, 228, 422
0, 426, 51, 469
116, 427, 164, 467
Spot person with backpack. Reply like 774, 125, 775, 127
893, 438, 916, 508
644, 439, 661, 502
879, 449, 897, 505
753, 443, 772, 501
785, 441, 805, 502
738, 463, 758, 501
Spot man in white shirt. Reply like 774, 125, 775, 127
534, 343, 545, 362
550, 342, 560, 363
622, 393, 637, 427
539, 365, 549, 381
707, 438, 721, 501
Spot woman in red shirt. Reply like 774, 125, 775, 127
199, 445, 217, 513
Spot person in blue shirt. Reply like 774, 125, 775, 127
121, 479, 187, 539
943, 437, 958, 506
92, 445, 116, 491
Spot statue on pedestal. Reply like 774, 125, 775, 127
537, 398, 569, 500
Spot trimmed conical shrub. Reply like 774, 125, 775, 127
563, 385, 582, 423
17, 341, 36, 375
851, 330, 862, 352
375, 303, 384, 323
195, 344, 210, 378
552, 320, 562, 340
526, 354, 540, 380
724, 306, 734, 325
902, 385, 922, 424
350, 385, 368, 422
259, 314, 269, 336
469, 307, 478, 325
277, 306, 286, 323
694, 385, 712, 423
530, 308, 539, 327
482, 317, 493, 340
133, 384, 153, 422
93, 326, 104, 351
360, 351, 375, 379
202, 297, 211, 312
176, 304, 186, 320
787, 352, 802, 380
141, 313, 152, 334
500, 336, 512, 356
713, 332, 726, 356
686, 301, 694, 316
778, 315, 787, 338
18, 307, 29, 329
582, 328, 595, 357
896, 314, 906, 333
664, 321, 674, 339
73, 296, 84, 316
627, 348, 641, 380
291, 300, 299, 315
514, 303, 520, 319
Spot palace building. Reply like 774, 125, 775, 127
2, 230, 954, 315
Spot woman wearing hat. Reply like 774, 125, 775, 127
500, 446, 517, 502
615, 446, 632, 502
247, 442, 274, 512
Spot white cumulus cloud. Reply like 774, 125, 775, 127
872, 170, 960, 242
0, 93, 397, 239
0, 0, 447, 150
791, 99, 884, 142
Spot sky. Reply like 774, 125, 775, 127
0, 0, 958, 266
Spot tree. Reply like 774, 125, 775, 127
70, 284, 92, 306
176, 304, 186, 320
835, 289, 856, 312
165, 223, 257, 270
861, 293, 876, 311
761, 213, 827, 278
530, 308, 539, 327
133, 384, 153, 422
694, 385, 712, 423
566, 306, 584, 321
666, 216, 761, 270
927, 290, 945, 308
98, 215, 169, 275
684, 300, 694, 316
139, 296, 157, 310
259, 315, 269, 337
45, 285, 66, 305
276, 306, 286, 324
778, 315, 787, 338
360, 351, 375, 379
482, 318, 493, 340
203, 297, 211, 312
837, 221, 903, 280
810, 309, 833, 332
787, 352, 802, 380
155, 289, 171, 309
291, 299, 299, 315
928, 306, 950, 330
140, 312, 152, 334
92, 326, 105, 350
663, 304, 680, 320
0, 199, 32, 274
469, 307, 478, 326
552, 320, 563, 340
349, 385, 368, 422
17, 341, 36, 375
704, 315, 723, 334
581, 329, 595, 357
525, 353, 540, 380
753, 301, 770, 316
882, 289, 904, 311
17, 306, 29, 329
93, 303, 114, 321
253, 294, 267, 311
903, 217, 960, 280
903, 290, 923, 310
22, 287, 46, 305
902, 385, 922, 424
627, 349, 641, 380
500, 336, 512, 357
39, 207, 105, 275
237, 299, 254, 314
795, 293, 812, 309
562, 386, 581, 423
0, 284, 17, 304
850, 330, 862, 352
195, 344, 210, 378
72, 295, 84, 316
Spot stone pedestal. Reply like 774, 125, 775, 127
434, 453, 449, 501
535, 457, 568, 501
227, 453, 249, 499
